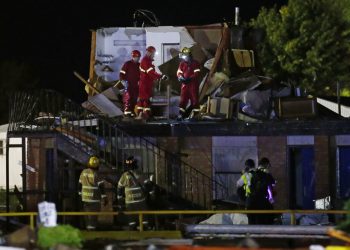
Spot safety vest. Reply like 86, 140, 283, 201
79, 168, 104, 203
118, 170, 145, 204
242, 172, 253, 197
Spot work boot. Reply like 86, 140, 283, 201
128, 222, 137, 231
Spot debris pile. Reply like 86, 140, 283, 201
76, 24, 340, 122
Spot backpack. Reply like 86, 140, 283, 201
250, 169, 270, 199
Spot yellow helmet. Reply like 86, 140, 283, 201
181, 47, 191, 56
88, 156, 100, 168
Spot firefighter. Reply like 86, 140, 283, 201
119, 50, 141, 117
79, 156, 108, 230
137, 46, 168, 120
117, 156, 148, 230
176, 47, 201, 120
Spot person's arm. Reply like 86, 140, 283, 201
236, 175, 245, 188
78, 172, 83, 197
145, 61, 162, 81
119, 62, 128, 80
96, 174, 107, 205
177, 62, 186, 82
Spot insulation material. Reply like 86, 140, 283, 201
216, 73, 262, 98
204, 72, 229, 97
85, 94, 123, 117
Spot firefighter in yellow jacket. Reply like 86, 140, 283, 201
117, 156, 148, 230
79, 156, 107, 230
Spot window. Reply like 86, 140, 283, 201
0, 140, 4, 155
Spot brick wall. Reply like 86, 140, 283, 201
180, 137, 213, 178
314, 136, 330, 199
257, 136, 288, 209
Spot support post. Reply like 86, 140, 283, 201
22, 137, 27, 211
139, 213, 144, 232
337, 82, 341, 116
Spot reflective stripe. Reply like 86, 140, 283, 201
101, 194, 107, 198
82, 186, 98, 190
125, 198, 146, 204
139, 67, 146, 73
180, 108, 186, 112
137, 107, 144, 110
83, 199, 100, 203
194, 69, 200, 73
117, 195, 123, 199
97, 181, 104, 186
146, 67, 154, 73
177, 69, 183, 74
82, 192, 94, 196
120, 70, 126, 74
126, 187, 142, 191
192, 109, 200, 112
124, 111, 132, 114
83, 173, 94, 178
144, 108, 151, 111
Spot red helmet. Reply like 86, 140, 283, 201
146, 46, 156, 53
131, 50, 141, 58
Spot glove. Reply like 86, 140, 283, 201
184, 77, 192, 83
178, 76, 186, 82
121, 80, 128, 89
161, 75, 169, 81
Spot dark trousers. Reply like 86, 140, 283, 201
246, 198, 274, 225
126, 201, 148, 228
83, 202, 100, 230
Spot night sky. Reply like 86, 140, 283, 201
0, 0, 287, 103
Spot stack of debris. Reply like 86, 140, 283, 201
78, 24, 329, 122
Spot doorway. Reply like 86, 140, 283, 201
288, 146, 315, 209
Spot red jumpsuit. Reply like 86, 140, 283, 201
120, 60, 140, 115
137, 55, 162, 114
176, 60, 201, 113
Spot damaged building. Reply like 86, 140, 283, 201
4, 22, 350, 224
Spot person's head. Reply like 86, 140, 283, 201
131, 50, 141, 63
146, 46, 156, 59
87, 156, 100, 169
244, 159, 255, 171
179, 47, 192, 62
259, 157, 271, 168
125, 156, 138, 170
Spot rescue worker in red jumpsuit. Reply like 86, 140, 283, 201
119, 50, 141, 117
176, 47, 201, 120
137, 46, 168, 120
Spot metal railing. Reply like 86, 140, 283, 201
1, 210, 349, 231
8, 90, 228, 208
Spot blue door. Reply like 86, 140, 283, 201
289, 147, 315, 209
338, 146, 350, 198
